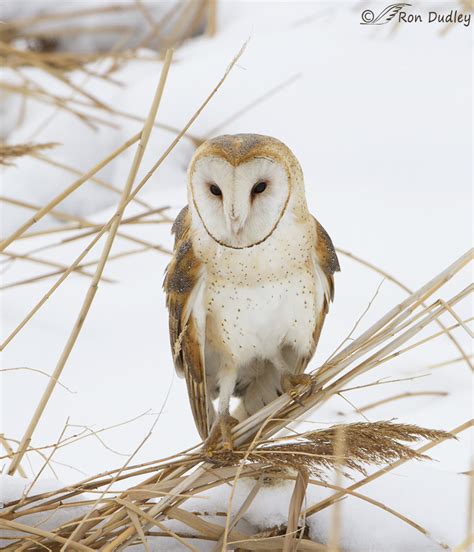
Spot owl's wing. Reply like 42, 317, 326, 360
308, 216, 340, 358
163, 206, 211, 439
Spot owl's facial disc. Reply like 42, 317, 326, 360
190, 156, 290, 248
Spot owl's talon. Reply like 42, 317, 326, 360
220, 413, 238, 450
289, 389, 305, 407
203, 413, 238, 455
282, 373, 315, 406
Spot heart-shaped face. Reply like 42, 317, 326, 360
189, 136, 294, 249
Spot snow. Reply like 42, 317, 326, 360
0, 1, 197, 53
1, 1, 472, 551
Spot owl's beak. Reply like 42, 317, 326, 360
230, 217, 244, 236
226, 213, 245, 236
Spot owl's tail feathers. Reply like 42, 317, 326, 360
232, 364, 282, 422
184, 371, 216, 440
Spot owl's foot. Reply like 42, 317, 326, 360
203, 413, 239, 456
281, 373, 315, 406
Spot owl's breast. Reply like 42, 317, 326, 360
203, 258, 321, 367
191, 215, 323, 366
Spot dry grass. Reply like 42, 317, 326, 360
0, 3, 472, 551
213, 422, 453, 478
0, 0, 211, 143
0, 142, 58, 166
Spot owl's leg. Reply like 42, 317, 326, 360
204, 367, 239, 454
204, 413, 239, 454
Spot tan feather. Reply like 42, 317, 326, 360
163, 206, 212, 438
314, 216, 340, 309
301, 217, 341, 368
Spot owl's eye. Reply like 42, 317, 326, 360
252, 181, 267, 194
209, 184, 222, 197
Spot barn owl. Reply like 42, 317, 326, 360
164, 134, 339, 451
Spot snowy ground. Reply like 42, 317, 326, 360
0, 1, 472, 551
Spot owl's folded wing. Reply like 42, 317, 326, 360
309, 216, 340, 355
313, 216, 340, 312
163, 206, 211, 439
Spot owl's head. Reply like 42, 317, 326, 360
188, 133, 306, 248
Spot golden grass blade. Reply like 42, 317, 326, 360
454, 534, 474, 552
439, 300, 474, 339
0, 435, 27, 478
0, 519, 94, 552
115, 498, 199, 552
59, 411, 168, 548
283, 469, 309, 552
166, 506, 248, 542
228, 534, 327, 551
427, 354, 474, 370
383, 317, 474, 361
126, 509, 151, 552
17, 421, 70, 511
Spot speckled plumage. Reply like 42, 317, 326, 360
164, 134, 339, 441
